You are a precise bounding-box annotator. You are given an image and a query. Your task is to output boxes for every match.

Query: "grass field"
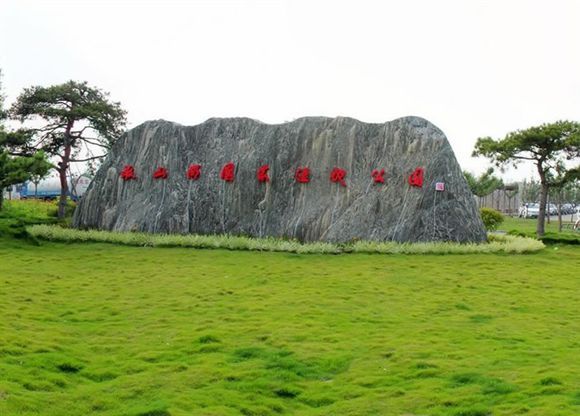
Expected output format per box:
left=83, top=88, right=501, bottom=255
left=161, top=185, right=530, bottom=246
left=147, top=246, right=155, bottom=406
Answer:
left=0, top=201, right=579, bottom=415
left=500, top=216, right=577, bottom=235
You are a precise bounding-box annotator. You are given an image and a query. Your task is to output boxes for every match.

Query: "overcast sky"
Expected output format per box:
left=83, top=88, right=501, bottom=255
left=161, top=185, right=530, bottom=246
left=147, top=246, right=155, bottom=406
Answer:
left=1, top=0, right=579, bottom=180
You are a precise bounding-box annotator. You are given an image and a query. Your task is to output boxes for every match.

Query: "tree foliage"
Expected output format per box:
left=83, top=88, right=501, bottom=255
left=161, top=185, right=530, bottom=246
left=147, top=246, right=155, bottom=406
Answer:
left=473, top=121, right=580, bottom=236
left=521, top=178, right=541, bottom=203
left=0, top=147, right=32, bottom=210
left=27, top=151, right=53, bottom=197
left=559, top=179, right=580, bottom=205
left=464, top=168, right=504, bottom=198
left=0, top=70, right=51, bottom=210
left=10, top=81, right=127, bottom=218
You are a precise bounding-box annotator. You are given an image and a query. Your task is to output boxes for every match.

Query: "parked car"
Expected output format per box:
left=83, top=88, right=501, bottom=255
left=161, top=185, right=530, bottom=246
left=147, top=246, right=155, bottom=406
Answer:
left=561, top=203, right=575, bottom=215
left=524, top=203, right=540, bottom=218
left=520, top=202, right=570, bottom=218
left=547, top=203, right=558, bottom=215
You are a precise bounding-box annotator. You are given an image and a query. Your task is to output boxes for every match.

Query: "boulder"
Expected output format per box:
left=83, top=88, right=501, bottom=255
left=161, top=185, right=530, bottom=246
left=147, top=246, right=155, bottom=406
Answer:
left=72, top=116, right=487, bottom=243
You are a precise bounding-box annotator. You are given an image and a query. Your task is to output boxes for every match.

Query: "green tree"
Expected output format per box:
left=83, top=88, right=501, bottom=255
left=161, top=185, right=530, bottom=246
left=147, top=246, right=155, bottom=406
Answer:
left=560, top=175, right=580, bottom=205
left=0, top=131, right=45, bottom=211
left=463, top=168, right=504, bottom=207
left=0, top=71, right=47, bottom=210
left=548, top=165, right=580, bottom=229
left=0, top=145, right=32, bottom=211
left=28, top=151, right=53, bottom=198
left=521, top=178, right=541, bottom=203
left=10, top=81, right=127, bottom=218
left=473, top=121, right=580, bottom=237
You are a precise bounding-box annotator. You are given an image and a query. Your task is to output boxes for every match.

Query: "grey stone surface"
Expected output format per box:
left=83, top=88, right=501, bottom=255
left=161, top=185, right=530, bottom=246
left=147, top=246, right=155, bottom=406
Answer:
left=72, top=116, right=487, bottom=243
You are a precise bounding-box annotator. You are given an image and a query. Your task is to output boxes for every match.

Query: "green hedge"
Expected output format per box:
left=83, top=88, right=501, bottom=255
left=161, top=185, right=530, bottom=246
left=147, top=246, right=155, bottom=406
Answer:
left=507, top=230, right=580, bottom=245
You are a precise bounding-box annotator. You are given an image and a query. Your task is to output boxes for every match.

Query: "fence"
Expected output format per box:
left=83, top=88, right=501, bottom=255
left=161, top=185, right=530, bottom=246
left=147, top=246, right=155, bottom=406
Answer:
left=477, top=187, right=521, bottom=216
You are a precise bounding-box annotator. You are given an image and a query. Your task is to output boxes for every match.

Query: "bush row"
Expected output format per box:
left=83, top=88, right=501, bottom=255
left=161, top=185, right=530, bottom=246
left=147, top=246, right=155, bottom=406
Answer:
left=27, top=225, right=545, bottom=254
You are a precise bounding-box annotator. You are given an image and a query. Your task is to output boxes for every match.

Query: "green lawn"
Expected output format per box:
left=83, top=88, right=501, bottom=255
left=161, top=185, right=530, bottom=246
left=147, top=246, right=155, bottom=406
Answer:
left=1, top=236, right=579, bottom=415
left=0, top=199, right=70, bottom=240
left=500, top=216, right=576, bottom=234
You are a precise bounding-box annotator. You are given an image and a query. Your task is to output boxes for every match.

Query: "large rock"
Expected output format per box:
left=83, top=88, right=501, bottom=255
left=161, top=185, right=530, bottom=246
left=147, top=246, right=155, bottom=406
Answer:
left=73, top=116, right=487, bottom=243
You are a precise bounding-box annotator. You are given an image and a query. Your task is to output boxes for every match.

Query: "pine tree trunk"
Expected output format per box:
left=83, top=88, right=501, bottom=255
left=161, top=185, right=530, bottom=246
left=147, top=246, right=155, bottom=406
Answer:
left=58, top=122, right=74, bottom=219
left=58, top=145, right=72, bottom=219
left=558, top=189, right=563, bottom=232
left=537, top=168, right=548, bottom=237
left=0, top=190, right=4, bottom=211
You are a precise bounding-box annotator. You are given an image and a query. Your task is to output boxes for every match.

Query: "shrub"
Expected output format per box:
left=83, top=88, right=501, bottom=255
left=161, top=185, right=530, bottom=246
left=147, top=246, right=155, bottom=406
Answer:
left=507, top=230, right=580, bottom=245
left=50, top=198, right=77, bottom=218
left=480, top=207, right=504, bottom=231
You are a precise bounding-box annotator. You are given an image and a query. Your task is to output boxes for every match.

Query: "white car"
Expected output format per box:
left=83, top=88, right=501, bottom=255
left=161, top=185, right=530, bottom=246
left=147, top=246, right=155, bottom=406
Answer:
left=524, top=203, right=540, bottom=218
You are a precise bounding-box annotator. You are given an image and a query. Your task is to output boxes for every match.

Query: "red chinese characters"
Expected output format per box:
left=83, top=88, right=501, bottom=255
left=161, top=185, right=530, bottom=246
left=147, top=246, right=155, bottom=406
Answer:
left=295, top=167, right=311, bottom=183
left=120, top=165, right=137, bottom=181
left=119, top=162, right=430, bottom=190
left=187, top=164, right=201, bottom=180
left=220, top=162, right=235, bottom=182
left=330, top=167, right=347, bottom=187
left=153, top=167, right=169, bottom=179
left=408, top=167, right=424, bottom=188
left=371, top=168, right=385, bottom=184
left=257, top=164, right=270, bottom=183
